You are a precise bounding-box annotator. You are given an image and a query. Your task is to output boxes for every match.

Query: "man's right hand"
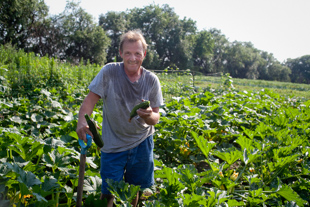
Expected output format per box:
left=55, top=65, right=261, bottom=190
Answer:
left=76, top=121, right=93, bottom=143
left=76, top=91, right=100, bottom=142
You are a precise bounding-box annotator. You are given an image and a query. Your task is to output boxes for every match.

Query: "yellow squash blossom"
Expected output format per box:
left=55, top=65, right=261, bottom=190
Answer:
left=219, top=171, right=224, bottom=177
left=230, top=170, right=239, bottom=181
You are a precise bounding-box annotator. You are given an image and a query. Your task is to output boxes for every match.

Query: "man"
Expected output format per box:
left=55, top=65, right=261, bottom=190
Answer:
left=76, top=30, right=163, bottom=206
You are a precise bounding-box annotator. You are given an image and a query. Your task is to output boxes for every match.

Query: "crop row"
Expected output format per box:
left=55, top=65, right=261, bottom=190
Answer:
left=0, top=71, right=310, bottom=206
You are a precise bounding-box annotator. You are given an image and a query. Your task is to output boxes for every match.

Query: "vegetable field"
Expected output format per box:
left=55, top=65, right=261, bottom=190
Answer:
left=0, top=48, right=310, bottom=206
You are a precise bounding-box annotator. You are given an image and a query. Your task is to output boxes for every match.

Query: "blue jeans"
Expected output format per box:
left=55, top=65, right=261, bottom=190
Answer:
left=100, top=135, right=154, bottom=194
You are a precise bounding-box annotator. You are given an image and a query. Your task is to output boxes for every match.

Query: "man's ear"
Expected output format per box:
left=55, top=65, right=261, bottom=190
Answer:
left=144, top=50, right=147, bottom=57
left=119, top=49, right=123, bottom=58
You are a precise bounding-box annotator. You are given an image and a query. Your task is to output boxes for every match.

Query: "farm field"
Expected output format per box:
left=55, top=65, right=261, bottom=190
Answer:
left=156, top=72, right=310, bottom=101
left=0, top=51, right=310, bottom=206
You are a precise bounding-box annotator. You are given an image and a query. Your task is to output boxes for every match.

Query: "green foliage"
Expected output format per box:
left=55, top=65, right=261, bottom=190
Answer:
left=2, top=1, right=309, bottom=82
left=0, top=44, right=101, bottom=99
left=107, top=179, right=140, bottom=206
left=286, top=55, right=310, bottom=84
left=0, top=0, right=48, bottom=48
left=152, top=74, right=309, bottom=206
left=0, top=51, right=309, bottom=206
left=126, top=4, right=198, bottom=69
left=99, top=11, right=129, bottom=63
left=60, top=2, right=111, bottom=65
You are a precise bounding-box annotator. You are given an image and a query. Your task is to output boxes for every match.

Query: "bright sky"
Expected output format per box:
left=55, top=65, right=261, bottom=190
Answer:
left=44, top=0, right=310, bottom=62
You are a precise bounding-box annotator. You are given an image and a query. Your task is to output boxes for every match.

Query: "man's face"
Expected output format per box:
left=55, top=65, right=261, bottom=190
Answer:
left=120, top=40, right=146, bottom=74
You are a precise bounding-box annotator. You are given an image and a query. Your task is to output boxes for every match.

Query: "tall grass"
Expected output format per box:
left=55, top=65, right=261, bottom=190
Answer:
left=156, top=71, right=310, bottom=100
left=193, top=75, right=310, bottom=100
left=0, top=44, right=101, bottom=97
left=1, top=44, right=309, bottom=100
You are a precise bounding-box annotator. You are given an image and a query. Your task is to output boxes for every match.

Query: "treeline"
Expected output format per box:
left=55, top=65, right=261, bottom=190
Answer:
left=1, top=0, right=309, bottom=83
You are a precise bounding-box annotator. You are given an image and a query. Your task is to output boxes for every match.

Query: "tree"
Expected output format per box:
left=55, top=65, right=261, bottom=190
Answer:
left=0, top=0, right=48, bottom=49
left=207, top=29, right=230, bottom=74
left=256, top=51, right=291, bottom=82
left=99, top=11, right=128, bottom=63
left=127, top=4, right=197, bottom=69
left=225, top=41, right=262, bottom=79
left=192, top=30, right=214, bottom=73
left=28, top=15, right=64, bottom=58
left=268, top=63, right=291, bottom=82
left=286, top=55, right=310, bottom=84
left=257, top=51, right=276, bottom=80
left=57, top=2, right=110, bottom=64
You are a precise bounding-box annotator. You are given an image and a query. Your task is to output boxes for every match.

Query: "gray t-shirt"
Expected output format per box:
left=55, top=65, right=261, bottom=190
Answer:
left=88, top=62, right=164, bottom=153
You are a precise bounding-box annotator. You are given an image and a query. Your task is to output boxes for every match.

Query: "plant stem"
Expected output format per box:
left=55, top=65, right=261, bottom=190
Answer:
left=234, top=190, right=273, bottom=194
left=234, top=164, right=246, bottom=184
left=56, top=190, right=60, bottom=207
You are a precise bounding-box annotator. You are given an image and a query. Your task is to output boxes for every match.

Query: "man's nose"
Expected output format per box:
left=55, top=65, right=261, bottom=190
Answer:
left=128, top=54, right=135, bottom=61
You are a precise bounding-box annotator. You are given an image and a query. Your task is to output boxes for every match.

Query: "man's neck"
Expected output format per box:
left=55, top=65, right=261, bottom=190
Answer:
left=125, top=67, right=142, bottom=83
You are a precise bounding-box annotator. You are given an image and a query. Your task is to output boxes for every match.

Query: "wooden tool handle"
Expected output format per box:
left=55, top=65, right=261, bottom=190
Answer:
left=76, top=153, right=86, bottom=207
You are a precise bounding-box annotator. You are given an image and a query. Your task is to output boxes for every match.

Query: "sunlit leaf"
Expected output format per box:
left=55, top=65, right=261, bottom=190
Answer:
left=31, top=113, right=43, bottom=122
left=276, top=185, right=308, bottom=207
left=212, top=150, right=242, bottom=165
left=84, top=175, right=101, bottom=192
left=192, top=131, right=216, bottom=159
left=107, top=179, right=140, bottom=204
left=10, top=116, right=23, bottom=124
left=41, top=177, right=60, bottom=191
left=17, top=170, right=42, bottom=187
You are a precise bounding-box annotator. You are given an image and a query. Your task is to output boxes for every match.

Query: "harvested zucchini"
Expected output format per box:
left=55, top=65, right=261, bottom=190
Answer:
left=129, top=100, right=150, bottom=122
left=84, top=114, right=104, bottom=148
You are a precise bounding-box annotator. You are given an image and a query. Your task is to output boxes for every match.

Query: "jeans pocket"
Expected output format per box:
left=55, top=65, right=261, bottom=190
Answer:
left=148, top=135, right=154, bottom=149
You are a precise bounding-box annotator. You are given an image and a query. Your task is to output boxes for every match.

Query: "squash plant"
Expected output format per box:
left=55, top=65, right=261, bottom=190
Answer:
left=0, top=70, right=309, bottom=206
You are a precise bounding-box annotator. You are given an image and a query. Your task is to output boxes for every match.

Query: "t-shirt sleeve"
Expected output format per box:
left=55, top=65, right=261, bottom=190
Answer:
left=150, top=74, right=164, bottom=108
left=88, top=65, right=110, bottom=99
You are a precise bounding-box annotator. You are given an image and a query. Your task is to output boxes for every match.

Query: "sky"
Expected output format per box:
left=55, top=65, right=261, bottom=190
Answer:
left=44, top=0, right=310, bottom=62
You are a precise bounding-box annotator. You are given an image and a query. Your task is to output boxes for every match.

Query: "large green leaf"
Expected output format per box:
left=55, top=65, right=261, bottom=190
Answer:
left=235, top=135, right=254, bottom=152
left=107, top=179, right=140, bottom=204
left=17, top=170, right=42, bottom=187
left=176, top=164, right=208, bottom=193
left=192, top=131, right=216, bottom=159
left=41, top=177, right=60, bottom=192
left=276, top=185, right=308, bottom=207
left=31, top=113, right=44, bottom=122
left=83, top=175, right=102, bottom=192
left=212, top=150, right=242, bottom=166
left=42, top=149, right=72, bottom=170
left=182, top=193, right=207, bottom=206
left=243, top=148, right=260, bottom=165
left=10, top=116, right=23, bottom=124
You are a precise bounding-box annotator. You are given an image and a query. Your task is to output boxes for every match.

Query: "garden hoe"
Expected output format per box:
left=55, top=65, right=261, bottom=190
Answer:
left=76, top=134, right=92, bottom=207
left=77, top=115, right=104, bottom=206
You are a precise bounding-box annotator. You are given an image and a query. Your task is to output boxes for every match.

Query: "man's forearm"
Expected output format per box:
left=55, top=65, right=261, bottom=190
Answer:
left=144, top=111, right=160, bottom=125
left=138, top=106, right=160, bottom=125
left=76, top=92, right=100, bottom=141
left=78, top=92, right=100, bottom=119
left=78, top=101, right=94, bottom=121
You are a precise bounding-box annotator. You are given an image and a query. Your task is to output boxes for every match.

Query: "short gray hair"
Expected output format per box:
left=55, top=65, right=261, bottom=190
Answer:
left=119, top=30, right=148, bottom=52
